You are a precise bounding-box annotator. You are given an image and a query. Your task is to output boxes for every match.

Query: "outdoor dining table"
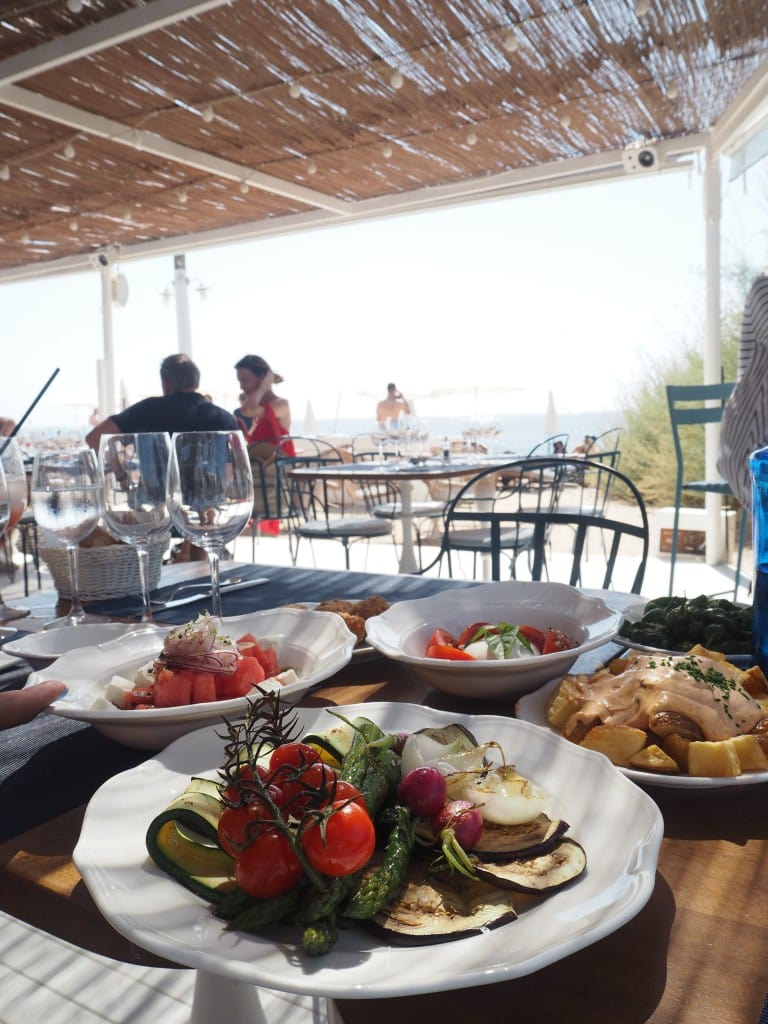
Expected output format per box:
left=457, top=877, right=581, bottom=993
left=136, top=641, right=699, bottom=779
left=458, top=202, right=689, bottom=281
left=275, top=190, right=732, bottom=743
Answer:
left=0, top=561, right=767, bottom=1024
left=287, top=456, right=513, bottom=574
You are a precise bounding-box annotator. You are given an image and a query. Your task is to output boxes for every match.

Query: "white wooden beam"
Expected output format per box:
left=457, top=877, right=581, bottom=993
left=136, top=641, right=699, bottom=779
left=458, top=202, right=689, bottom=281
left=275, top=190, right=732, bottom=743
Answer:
left=0, top=83, right=350, bottom=214
left=0, top=0, right=230, bottom=86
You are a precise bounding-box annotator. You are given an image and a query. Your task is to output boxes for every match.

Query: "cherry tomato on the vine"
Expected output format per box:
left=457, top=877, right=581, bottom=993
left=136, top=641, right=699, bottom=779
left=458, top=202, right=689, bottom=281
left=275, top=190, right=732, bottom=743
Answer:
left=234, top=827, right=303, bottom=899
left=220, top=763, right=270, bottom=805
left=217, top=800, right=274, bottom=857
left=300, top=799, right=376, bottom=877
left=269, top=742, right=320, bottom=778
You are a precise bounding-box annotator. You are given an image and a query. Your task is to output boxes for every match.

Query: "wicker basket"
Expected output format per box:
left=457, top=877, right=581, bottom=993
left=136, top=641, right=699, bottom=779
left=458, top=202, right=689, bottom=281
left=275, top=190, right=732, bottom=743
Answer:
left=40, top=539, right=168, bottom=602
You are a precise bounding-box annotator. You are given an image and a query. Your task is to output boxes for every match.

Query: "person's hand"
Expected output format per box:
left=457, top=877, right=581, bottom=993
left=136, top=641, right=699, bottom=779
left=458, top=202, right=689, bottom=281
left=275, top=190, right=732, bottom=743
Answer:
left=0, top=680, right=66, bottom=730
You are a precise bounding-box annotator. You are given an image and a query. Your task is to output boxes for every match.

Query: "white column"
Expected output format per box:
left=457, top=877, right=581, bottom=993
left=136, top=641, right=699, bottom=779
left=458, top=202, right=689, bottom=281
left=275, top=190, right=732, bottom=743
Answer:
left=703, top=140, right=724, bottom=564
left=173, top=253, right=192, bottom=356
left=100, top=261, right=116, bottom=416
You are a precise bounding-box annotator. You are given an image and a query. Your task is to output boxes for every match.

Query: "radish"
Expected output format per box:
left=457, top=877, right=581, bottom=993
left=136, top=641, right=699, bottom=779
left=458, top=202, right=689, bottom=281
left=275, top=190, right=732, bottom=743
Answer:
left=398, top=767, right=447, bottom=817
left=431, top=799, right=484, bottom=879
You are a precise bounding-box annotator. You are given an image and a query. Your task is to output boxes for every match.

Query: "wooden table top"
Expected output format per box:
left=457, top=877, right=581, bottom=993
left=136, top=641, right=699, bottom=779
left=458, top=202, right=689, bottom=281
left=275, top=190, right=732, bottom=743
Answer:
left=2, top=574, right=767, bottom=1024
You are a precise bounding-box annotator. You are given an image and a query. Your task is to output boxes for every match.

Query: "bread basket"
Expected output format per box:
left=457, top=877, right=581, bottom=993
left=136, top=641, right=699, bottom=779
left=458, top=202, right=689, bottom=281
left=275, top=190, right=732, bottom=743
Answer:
left=40, top=538, right=168, bottom=602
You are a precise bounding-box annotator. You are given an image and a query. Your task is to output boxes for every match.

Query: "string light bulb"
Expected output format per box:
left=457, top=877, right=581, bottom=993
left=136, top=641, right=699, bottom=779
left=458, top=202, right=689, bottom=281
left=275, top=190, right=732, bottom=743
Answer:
left=69, top=218, right=79, bottom=232
left=466, top=128, right=478, bottom=146
left=635, top=0, right=650, bottom=15
left=178, top=188, right=188, bottom=204
left=0, top=164, right=10, bottom=181
left=21, top=232, right=30, bottom=244
left=306, top=159, right=317, bottom=175
left=503, top=30, right=519, bottom=52
left=289, top=82, right=302, bottom=99
left=667, top=81, right=679, bottom=99
left=66, top=0, right=84, bottom=12
left=201, top=104, right=214, bottom=123
left=63, top=141, right=75, bottom=159
left=382, top=142, right=393, bottom=158
left=560, top=112, right=572, bottom=129
left=390, top=70, right=404, bottom=89
left=132, top=129, right=143, bottom=151
left=240, top=180, right=250, bottom=194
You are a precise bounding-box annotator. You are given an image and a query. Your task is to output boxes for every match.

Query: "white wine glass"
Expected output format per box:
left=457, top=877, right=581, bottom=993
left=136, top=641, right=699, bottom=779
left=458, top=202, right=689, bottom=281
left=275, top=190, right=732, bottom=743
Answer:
left=31, top=447, right=105, bottom=627
left=167, top=431, right=253, bottom=620
left=100, top=432, right=172, bottom=627
left=0, top=461, right=9, bottom=571
left=0, top=438, right=31, bottom=621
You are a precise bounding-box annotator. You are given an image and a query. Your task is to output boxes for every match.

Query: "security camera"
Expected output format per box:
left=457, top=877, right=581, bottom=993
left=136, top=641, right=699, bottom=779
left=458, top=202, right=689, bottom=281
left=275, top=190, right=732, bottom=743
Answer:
left=622, top=142, right=659, bottom=174
left=88, top=251, right=111, bottom=269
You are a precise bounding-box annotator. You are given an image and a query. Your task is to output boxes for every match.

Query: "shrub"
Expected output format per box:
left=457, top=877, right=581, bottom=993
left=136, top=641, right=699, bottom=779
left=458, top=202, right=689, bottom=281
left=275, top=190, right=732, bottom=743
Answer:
left=619, top=308, right=741, bottom=507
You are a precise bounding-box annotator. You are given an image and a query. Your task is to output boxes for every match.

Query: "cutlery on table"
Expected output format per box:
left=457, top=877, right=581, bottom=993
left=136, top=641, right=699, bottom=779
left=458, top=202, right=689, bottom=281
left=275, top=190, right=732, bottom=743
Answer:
left=151, top=577, right=269, bottom=610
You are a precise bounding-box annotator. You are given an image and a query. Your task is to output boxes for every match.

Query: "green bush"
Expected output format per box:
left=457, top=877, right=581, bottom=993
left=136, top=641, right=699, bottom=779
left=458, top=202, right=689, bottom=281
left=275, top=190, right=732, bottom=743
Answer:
left=619, top=309, right=741, bottom=507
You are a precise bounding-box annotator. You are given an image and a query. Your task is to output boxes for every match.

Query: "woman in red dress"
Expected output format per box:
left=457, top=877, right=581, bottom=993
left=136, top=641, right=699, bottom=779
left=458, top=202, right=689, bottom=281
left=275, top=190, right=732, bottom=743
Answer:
left=234, top=355, right=295, bottom=533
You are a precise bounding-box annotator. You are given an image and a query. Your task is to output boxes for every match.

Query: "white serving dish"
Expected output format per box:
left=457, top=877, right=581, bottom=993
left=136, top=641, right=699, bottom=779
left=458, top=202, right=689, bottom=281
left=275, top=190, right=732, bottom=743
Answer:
left=74, top=701, right=662, bottom=997
left=4, top=622, right=139, bottom=665
left=516, top=676, right=768, bottom=789
left=365, top=581, right=622, bottom=699
left=24, top=608, right=356, bottom=750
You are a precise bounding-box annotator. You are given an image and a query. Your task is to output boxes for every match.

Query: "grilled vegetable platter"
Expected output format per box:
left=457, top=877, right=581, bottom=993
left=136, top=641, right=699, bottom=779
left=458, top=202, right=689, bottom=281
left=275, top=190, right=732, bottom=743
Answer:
left=145, top=691, right=586, bottom=956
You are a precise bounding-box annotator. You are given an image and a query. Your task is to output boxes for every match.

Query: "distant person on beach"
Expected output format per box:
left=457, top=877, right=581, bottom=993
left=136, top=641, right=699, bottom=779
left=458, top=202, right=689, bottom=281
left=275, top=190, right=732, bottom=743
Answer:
left=376, top=382, right=410, bottom=424
left=85, top=354, right=236, bottom=451
left=0, top=416, right=15, bottom=437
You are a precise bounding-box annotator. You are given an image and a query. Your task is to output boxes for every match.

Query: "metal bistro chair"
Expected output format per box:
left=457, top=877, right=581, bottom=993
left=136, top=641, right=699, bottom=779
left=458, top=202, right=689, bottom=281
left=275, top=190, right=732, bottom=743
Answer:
left=275, top=436, right=393, bottom=570
left=423, top=457, right=649, bottom=592
left=421, top=457, right=565, bottom=582
left=666, top=383, right=748, bottom=599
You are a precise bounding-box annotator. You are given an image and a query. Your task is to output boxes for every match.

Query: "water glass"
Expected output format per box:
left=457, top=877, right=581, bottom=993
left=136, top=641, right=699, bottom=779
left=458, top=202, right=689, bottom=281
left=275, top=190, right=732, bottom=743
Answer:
left=100, top=432, right=171, bottom=626
left=31, top=447, right=105, bottom=626
left=167, top=431, right=253, bottom=619
left=0, top=439, right=30, bottom=621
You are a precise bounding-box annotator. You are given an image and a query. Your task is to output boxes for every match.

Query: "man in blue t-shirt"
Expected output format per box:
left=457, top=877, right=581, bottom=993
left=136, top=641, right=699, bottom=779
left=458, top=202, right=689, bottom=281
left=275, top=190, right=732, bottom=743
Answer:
left=86, top=354, right=236, bottom=451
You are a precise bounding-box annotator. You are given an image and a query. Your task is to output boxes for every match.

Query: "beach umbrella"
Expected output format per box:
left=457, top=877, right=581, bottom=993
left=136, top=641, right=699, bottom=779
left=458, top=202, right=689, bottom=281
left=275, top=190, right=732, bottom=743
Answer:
left=303, top=400, right=318, bottom=435
left=546, top=391, right=558, bottom=435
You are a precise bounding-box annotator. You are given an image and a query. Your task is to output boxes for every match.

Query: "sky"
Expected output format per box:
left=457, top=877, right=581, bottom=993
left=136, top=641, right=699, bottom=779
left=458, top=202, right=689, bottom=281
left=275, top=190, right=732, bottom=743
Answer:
left=1, top=156, right=766, bottom=435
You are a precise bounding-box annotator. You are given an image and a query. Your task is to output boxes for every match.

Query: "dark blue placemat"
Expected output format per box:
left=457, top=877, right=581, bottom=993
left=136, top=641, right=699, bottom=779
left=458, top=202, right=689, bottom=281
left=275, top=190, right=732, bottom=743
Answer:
left=85, top=564, right=480, bottom=624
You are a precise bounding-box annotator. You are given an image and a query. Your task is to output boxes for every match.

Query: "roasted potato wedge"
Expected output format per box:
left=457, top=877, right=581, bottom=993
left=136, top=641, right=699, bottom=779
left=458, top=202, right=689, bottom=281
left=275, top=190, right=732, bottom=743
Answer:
left=578, top=725, right=647, bottom=767
left=730, top=734, right=768, bottom=771
left=687, top=739, right=742, bottom=778
left=628, top=744, right=680, bottom=773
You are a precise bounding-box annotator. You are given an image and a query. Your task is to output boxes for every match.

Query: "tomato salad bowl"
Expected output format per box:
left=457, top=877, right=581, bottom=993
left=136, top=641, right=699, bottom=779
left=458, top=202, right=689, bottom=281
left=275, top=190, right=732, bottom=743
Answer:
left=364, top=581, right=623, bottom=700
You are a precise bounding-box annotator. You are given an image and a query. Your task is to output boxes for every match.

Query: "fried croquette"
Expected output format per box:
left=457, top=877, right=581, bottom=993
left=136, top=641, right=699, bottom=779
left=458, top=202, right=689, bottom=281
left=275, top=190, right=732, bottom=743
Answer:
left=337, top=612, right=367, bottom=643
left=351, top=595, right=390, bottom=620
left=316, top=599, right=355, bottom=614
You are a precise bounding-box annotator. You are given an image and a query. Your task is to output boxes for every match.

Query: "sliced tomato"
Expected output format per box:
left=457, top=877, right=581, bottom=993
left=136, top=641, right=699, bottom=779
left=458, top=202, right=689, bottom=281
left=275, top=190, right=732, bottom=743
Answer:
left=427, top=627, right=457, bottom=649
left=426, top=643, right=476, bottom=661
left=457, top=621, right=493, bottom=647
left=518, top=624, right=546, bottom=649
left=542, top=627, right=574, bottom=654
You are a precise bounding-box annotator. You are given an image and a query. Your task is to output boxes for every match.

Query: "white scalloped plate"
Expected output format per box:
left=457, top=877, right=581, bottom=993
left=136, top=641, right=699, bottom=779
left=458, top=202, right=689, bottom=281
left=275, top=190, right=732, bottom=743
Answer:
left=74, top=701, right=662, bottom=996
left=23, top=608, right=355, bottom=749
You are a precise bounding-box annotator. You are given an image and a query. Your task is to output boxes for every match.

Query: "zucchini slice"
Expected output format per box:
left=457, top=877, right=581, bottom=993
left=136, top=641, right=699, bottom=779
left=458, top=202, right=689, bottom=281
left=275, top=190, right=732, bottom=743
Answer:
left=145, top=782, right=235, bottom=902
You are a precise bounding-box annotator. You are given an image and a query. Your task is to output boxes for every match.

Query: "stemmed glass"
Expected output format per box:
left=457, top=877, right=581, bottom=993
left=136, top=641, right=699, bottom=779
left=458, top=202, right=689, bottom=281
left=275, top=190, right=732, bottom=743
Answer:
left=371, top=425, right=388, bottom=465
left=30, top=447, right=105, bottom=627
left=0, top=461, right=9, bottom=576
left=100, top=432, right=172, bottom=627
left=0, top=439, right=32, bottom=621
left=167, top=431, right=253, bottom=620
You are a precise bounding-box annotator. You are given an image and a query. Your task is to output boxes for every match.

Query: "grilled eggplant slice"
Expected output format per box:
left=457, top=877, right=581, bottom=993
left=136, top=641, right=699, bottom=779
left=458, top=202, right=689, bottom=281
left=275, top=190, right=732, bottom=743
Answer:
left=473, top=839, right=587, bottom=893
left=370, top=860, right=517, bottom=944
left=472, top=813, right=569, bottom=859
